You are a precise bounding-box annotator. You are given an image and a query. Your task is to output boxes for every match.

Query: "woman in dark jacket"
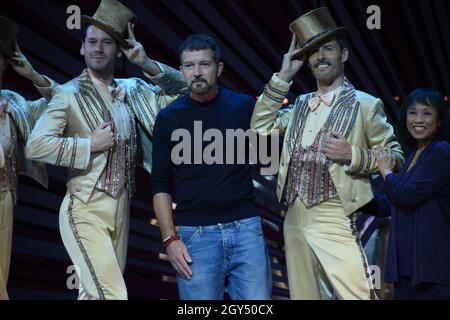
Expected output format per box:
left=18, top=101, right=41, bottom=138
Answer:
left=371, top=88, right=450, bottom=300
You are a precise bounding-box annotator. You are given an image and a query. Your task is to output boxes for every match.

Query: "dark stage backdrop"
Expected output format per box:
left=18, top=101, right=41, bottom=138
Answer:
left=1, top=0, right=448, bottom=299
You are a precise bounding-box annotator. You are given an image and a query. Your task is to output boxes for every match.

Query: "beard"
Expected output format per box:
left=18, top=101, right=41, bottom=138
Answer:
left=188, top=79, right=215, bottom=96
left=310, top=60, right=343, bottom=82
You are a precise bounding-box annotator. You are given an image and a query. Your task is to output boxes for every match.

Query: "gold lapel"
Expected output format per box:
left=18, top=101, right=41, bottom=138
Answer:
left=287, top=78, right=359, bottom=155
left=286, top=92, right=314, bottom=155
left=75, top=69, right=111, bottom=132
left=118, top=78, right=157, bottom=133
left=324, top=78, right=359, bottom=138
left=4, top=93, right=34, bottom=142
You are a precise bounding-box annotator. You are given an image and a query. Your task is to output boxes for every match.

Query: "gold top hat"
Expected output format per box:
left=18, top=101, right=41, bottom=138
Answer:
left=289, top=7, right=348, bottom=59
left=81, top=0, right=137, bottom=48
left=0, top=16, right=19, bottom=58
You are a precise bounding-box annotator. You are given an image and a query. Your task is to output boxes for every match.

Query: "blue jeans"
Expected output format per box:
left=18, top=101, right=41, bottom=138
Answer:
left=177, top=216, right=272, bottom=300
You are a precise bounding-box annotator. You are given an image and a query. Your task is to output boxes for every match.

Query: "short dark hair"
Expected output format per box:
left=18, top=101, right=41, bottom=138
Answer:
left=336, top=39, right=348, bottom=52
left=179, top=33, right=221, bottom=64
left=81, top=26, right=89, bottom=42
left=397, top=88, right=450, bottom=149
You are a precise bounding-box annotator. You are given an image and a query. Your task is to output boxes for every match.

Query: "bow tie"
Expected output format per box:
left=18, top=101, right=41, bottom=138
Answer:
left=307, top=91, right=335, bottom=112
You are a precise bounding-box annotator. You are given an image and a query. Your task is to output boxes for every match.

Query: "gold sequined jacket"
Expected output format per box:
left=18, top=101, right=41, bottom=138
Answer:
left=251, top=74, right=405, bottom=215
left=25, top=62, right=187, bottom=203
left=0, top=77, right=57, bottom=197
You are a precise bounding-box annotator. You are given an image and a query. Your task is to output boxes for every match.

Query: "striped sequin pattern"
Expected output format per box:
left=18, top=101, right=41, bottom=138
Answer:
left=284, top=79, right=360, bottom=208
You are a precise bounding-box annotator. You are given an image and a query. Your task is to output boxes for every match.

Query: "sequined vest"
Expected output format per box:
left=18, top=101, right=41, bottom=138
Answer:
left=74, top=70, right=137, bottom=199
left=0, top=118, right=17, bottom=202
left=0, top=93, right=36, bottom=203
left=284, top=79, right=360, bottom=208
left=95, top=104, right=136, bottom=199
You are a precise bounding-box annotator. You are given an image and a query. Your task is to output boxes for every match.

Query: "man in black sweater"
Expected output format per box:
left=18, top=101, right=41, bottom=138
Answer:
left=152, top=34, right=272, bottom=300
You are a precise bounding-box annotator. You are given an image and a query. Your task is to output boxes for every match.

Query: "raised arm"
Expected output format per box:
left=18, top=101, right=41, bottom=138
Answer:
left=251, top=35, right=304, bottom=135
left=121, top=23, right=186, bottom=96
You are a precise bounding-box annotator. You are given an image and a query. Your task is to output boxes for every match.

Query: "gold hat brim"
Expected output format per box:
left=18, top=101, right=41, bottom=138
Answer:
left=292, top=26, right=348, bottom=60
left=81, top=16, right=130, bottom=49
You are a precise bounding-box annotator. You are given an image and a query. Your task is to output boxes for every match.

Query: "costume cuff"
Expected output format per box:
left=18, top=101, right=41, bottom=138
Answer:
left=350, top=145, right=362, bottom=173
left=272, top=73, right=293, bottom=87
left=143, top=61, right=186, bottom=93
left=34, top=75, right=57, bottom=101
left=58, top=137, right=91, bottom=170
left=262, top=74, right=292, bottom=104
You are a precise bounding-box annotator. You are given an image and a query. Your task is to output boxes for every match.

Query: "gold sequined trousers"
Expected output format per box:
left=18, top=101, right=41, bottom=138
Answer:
left=59, top=189, right=129, bottom=300
left=284, top=197, right=377, bottom=300
left=0, top=191, right=13, bottom=300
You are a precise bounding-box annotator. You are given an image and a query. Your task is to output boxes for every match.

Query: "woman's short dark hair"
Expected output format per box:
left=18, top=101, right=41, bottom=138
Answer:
left=398, top=88, right=450, bottom=148
left=179, top=33, right=221, bottom=65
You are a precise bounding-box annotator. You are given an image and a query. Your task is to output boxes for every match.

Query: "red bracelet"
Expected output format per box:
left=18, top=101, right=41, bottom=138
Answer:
left=162, top=234, right=180, bottom=248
